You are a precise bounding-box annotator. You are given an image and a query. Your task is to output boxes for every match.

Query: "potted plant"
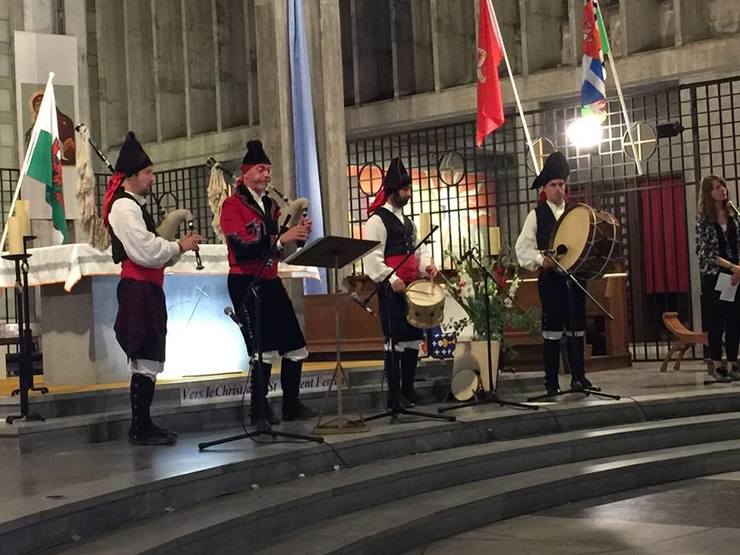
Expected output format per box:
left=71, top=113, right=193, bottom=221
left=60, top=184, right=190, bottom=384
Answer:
left=443, top=242, right=540, bottom=392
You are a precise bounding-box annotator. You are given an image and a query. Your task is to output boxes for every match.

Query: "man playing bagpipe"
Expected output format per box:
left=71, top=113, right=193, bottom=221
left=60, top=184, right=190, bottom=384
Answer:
left=103, top=132, right=202, bottom=445
left=220, top=140, right=316, bottom=429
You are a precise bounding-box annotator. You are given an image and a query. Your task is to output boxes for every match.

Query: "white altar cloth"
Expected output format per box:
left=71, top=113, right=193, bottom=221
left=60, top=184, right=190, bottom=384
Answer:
left=0, top=243, right=320, bottom=291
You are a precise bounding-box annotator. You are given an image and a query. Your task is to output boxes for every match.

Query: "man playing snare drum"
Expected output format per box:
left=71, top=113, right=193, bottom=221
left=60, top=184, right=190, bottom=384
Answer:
left=515, top=152, right=600, bottom=396
left=364, top=158, right=438, bottom=413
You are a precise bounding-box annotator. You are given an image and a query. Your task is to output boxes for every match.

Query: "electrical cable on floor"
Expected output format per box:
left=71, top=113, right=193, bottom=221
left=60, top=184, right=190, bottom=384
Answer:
left=625, top=395, right=649, bottom=422
left=234, top=363, right=350, bottom=469
left=538, top=404, right=564, bottom=433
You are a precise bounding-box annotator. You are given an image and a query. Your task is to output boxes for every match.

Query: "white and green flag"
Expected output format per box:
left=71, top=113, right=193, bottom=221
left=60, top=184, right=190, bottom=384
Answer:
left=22, top=72, right=68, bottom=243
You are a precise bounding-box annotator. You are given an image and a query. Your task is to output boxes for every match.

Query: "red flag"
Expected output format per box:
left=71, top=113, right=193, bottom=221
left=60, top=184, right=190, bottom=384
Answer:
left=476, top=0, right=505, bottom=146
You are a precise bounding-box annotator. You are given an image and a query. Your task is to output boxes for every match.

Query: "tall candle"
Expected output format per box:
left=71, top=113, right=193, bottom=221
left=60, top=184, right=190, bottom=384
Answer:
left=489, top=226, right=501, bottom=256
left=7, top=216, right=23, bottom=255
left=15, top=200, right=30, bottom=237
left=418, top=213, right=431, bottom=238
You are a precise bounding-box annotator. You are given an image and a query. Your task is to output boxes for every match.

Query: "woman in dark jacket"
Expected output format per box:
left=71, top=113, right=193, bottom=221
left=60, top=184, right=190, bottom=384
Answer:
left=696, top=175, right=740, bottom=381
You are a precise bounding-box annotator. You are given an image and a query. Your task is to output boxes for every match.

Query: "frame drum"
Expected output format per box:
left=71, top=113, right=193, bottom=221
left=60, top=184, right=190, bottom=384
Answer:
left=450, top=368, right=480, bottom=401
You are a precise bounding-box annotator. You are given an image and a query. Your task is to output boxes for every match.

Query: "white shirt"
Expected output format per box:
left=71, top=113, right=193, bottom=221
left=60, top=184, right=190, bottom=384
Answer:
left=515, top=200, right=566, bottom=271
left=108, top=190, right=181, bottom=268
left=245, top=185, right=284, bottom=250
left=364, top=202, right=433, bottom=284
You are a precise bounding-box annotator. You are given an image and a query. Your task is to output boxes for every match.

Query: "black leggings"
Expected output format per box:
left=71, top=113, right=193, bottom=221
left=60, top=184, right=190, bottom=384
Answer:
left=702, top=273, right=740, bottom=363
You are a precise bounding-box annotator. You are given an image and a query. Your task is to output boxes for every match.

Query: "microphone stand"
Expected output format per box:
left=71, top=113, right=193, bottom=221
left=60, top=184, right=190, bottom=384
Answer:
left=353, top=226, right=455, bottom=423
left=526, top=254, right=621, bottom=402
left=437, top=251, right=539, bottom=414
left=199, top=206, right=324, bottom=450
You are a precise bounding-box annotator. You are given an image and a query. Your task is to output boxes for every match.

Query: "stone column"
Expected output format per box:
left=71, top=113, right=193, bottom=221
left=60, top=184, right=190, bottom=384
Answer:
left=254, top=0, right=293, bottom=194
left=304, top=0, right=350, bottom=288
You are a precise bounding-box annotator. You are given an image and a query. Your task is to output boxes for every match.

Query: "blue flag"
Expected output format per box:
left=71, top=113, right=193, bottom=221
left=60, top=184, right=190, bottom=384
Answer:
left=288, top=0, right=327, bottom=294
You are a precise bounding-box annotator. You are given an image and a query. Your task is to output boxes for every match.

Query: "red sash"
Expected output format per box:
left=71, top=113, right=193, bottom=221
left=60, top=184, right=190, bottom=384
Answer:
left=121, top=259, right=165, bottom=287
left=385, top=254, right=419, bottom=284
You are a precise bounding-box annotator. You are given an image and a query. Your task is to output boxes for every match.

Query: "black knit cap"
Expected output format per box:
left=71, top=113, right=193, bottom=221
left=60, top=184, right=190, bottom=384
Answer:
left=114, top=132, right=153, bottom=176
left=531, top=151, right=570, bottom=190
left=242, top=140, right=271, bottom=166
left=383, top=157, right=412, bottom=193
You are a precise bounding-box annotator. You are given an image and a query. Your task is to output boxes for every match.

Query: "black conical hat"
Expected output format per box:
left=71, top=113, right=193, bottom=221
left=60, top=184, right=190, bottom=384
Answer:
left=383, top=158, right=412, bottom=193
left=242, top=140, right=271, bottom=166
left=114, top=132, right=152, bottom=176
left=531, top=151, right=570, bottom=190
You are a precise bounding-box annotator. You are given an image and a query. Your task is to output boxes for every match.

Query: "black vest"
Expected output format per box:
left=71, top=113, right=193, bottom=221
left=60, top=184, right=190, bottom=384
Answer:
left=715, top=218, right=739, bottom=265
left=535, top=202, right=561, bottom=250
left=110, top=188, right=159, bottom=264
left=374, top=207, right=415, bottom=256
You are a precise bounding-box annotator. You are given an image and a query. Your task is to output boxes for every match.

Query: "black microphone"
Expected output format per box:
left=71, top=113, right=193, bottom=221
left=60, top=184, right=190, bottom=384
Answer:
left=460, top=247, right=475, bottom=261
left=542, top=244, right=568, bottom=257
left=224, top=306, right=242, bottom=328
left=350, top=292, right=374, bottom=315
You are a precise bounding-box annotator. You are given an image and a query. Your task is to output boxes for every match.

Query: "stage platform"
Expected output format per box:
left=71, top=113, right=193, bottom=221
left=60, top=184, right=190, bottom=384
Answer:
left=3, top=361, right=740, bottom=554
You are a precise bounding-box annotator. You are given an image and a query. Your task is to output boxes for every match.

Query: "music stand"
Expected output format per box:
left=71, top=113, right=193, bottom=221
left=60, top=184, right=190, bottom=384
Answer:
left=284, top=235, right=380, bottom=434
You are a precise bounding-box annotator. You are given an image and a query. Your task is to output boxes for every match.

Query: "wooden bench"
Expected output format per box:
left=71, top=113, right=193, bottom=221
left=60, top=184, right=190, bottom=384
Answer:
left=660, top=312, right=707, bottom=372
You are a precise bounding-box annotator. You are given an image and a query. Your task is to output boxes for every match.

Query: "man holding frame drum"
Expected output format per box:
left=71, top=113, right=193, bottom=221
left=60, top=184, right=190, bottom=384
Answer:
left=515, top=152, right=599, bottom=396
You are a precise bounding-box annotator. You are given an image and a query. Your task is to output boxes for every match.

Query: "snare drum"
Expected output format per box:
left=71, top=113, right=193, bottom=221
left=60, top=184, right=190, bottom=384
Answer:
left=550, top=203, right=619, bottom=280
left=405, top=280, right=445, bottom=329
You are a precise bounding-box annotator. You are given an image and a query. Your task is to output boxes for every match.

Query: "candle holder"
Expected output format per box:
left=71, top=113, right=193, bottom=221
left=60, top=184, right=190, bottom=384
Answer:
left=3, top=234, right=47, bottom=424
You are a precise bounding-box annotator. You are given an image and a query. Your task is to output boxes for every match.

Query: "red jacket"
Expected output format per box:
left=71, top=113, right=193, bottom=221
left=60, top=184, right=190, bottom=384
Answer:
left=220, top=184, right=281, bottom=279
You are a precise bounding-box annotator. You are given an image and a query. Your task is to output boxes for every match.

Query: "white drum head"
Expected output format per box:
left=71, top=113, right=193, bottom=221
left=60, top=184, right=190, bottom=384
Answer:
left=406, top=280, right=445, bottom=306
left=451, top=368, right=479, bottom=401
left=552, top=204, right=592, bottom=271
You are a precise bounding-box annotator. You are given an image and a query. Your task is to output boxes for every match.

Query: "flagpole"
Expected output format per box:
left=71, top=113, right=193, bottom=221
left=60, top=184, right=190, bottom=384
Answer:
left=592, top=0, right=642, bottom=176
left=0, top=73, right=55, bottom=252
left=486, top=0, right=540, bottom=174
left=605, top=51, right=642, bottom=175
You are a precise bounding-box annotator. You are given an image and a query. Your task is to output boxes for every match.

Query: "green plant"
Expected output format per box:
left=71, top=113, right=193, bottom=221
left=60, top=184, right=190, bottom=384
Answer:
left=443, top=241, right=540, bottom=354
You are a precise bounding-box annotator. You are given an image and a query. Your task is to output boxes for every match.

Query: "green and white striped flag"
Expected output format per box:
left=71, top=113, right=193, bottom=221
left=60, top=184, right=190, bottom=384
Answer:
left=23, top=73, right=68, bottom=243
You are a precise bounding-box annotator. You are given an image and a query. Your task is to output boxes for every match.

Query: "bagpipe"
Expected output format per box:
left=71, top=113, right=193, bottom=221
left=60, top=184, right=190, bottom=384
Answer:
left=205, top=156, right=310, bottom=244
left=75, top=124, right=203, bottom=269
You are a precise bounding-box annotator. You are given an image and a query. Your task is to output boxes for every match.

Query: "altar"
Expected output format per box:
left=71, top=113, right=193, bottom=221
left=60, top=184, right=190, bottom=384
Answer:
left=0, top=244, right=320, bottom=385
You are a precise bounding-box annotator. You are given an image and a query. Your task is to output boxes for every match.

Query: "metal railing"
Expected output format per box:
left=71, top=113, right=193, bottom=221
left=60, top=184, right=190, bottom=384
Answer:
left=346, top=75, right=740, bottom=361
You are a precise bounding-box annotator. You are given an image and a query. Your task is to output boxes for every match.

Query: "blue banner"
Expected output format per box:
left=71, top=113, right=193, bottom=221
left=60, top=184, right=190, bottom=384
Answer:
left=288, top=0, right=327, bottom=294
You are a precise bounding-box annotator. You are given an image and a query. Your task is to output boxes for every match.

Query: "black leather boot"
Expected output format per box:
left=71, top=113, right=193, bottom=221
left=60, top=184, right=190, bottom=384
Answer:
left=384, top=350, right=411, bottom=413
left=542, top=339, right=561, bottom=395
left=281, top=358, right=316, bottom=420
left=401, top=349, right=424, bottom=404
left=129, top=374, right=176, bottom=446
left=250, top=361, right=280, bottom=426
left=567, top=336, right=600, bottom=391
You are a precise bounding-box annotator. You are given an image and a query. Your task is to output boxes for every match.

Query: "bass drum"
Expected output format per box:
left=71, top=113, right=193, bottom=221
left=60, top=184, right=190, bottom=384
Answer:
left=550, top=203, right=619, bottom=280
left=450, top=368, right=480, bottom=401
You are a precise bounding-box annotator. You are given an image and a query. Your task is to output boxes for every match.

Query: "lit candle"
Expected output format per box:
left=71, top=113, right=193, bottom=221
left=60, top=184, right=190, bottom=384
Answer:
left=15, top=200, right=30, bottom=237
left=7, top=216, right=23, bottom=255
left=418, top=213, right=431, bottom=238
left=489, top=226, right=501, bottom=256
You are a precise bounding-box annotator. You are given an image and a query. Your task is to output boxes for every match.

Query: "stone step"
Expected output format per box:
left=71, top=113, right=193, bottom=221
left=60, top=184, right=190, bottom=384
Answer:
left=250, top=440, right=740, bottom=555
left=0, top=360, right=452, bottom=419
left=25, top=412, right=740, bottom=555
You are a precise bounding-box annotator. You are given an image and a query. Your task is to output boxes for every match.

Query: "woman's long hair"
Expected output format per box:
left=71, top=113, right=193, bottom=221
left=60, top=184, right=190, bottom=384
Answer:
left=699, top=175, right=728, bottom=223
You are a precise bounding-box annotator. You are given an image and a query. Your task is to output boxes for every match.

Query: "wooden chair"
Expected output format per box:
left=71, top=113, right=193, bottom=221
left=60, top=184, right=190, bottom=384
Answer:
left=660, top=312, right=708, bottom=372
